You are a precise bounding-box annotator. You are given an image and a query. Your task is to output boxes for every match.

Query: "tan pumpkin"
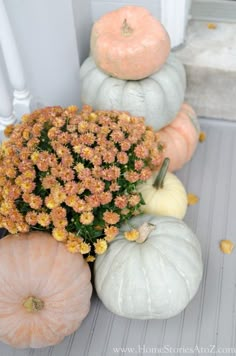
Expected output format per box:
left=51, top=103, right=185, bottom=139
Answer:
left=159, top=103, right=200, bottom=172
left=90, top=6, right=171, bottom=80
left=0, top=232, right=92, bottom=349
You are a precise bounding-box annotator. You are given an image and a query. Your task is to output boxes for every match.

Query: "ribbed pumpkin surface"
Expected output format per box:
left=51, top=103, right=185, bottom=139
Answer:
left=95, top=215, right=203, bottom=320
left=0, top=232, right=92, bottom=348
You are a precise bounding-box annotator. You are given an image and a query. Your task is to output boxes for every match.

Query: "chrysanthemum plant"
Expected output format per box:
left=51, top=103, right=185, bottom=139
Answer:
left=0, top=105, right=164, bottom=260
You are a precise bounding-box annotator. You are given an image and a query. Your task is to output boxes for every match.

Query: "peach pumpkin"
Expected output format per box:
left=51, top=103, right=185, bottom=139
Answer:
left=90, top=6, right=171, bottom=80
left=0, top=232, right=92, bottom=349
left=159, top=103, right=200, bottom=172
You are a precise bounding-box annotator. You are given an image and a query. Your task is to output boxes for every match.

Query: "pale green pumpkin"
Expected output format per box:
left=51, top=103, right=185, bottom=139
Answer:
left=80, top=53, right=186, bottom=131
left=94, top=214, right=203, bottom=320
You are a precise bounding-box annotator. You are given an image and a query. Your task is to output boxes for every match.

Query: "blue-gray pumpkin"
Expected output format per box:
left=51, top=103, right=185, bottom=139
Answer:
left=94, top=214, right=203, bottom=320
left=80, top=54, right=186, bottom=131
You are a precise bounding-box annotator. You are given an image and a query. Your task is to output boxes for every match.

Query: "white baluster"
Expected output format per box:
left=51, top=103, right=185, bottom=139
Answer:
left=0, top=0, right=32, bottom=119
left=0, top=62, right=16, bottom=136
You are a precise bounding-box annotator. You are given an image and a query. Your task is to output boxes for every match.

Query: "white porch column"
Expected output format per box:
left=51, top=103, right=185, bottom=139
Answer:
left=0, top=63, right=16, bottom=131
left=0, top=0, right=32, bottom=119
left=161, top=0, right=192, bottom=48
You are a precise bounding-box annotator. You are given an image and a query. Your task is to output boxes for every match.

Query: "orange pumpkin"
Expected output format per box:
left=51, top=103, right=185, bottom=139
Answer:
left=90, top=6, right=171, bottom=80
left=159, top=103, right=200, bottom=172
left=0, top=232, right=92, bottom=349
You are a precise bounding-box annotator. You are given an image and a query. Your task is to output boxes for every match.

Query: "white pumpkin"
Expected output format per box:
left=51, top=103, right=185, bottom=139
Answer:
left=80, top=54, right=186, bottom=130
left=94, top=214, right=203, bottom=320
left=138, top=158, right=188, bottom=219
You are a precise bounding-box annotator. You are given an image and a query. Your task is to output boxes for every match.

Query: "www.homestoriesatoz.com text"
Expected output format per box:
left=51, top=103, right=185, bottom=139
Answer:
left=112, top=344, right=236, bottom=354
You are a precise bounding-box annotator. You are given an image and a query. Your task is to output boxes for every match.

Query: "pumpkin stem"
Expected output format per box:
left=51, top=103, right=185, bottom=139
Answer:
left=136, top=222, right=156, bottom=244
left=23, top=296, right=44, bottom=312
left=153, top=158, right=170, bottom=190
left=121, top=19, right=133, bottom=36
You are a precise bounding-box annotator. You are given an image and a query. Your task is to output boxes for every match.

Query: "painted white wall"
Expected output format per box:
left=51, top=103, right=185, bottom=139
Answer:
left=72, top=0, right=92, bottom=64
left=91, top=0, right=161, bottom=21
left=3, top=0, right=89, bottom=108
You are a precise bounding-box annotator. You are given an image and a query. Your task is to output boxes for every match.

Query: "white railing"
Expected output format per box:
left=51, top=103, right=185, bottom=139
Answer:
left=0, top=0, right=193, bottom=136
left=0, top=0, right=32, bottom=133
left=0, top=62, right=16, bottom=130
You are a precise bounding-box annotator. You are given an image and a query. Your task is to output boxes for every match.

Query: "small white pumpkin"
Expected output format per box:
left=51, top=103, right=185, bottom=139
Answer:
left=138, top=158, right=188, bottom=219
left=94, top=214, right=203, bottom=320
left=80, top=53, right=186, bottom=130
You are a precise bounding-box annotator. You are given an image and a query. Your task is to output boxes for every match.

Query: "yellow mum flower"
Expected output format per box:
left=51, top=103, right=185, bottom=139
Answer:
left=21, top=113, right=30, bottom=123
left=94, top=239, right=107, bottom=255
left=45, top=195, right=58, bottom=209
left=31, top=151, right=39, bottom=163
left=80, top=212, right=94, bottom=225
left=79, top=242, right=91, bottom=255
left=51, top=186, right=66, bottom=205
left=74, top=163, right=85, bottom=173
left=199, top=131, right=206, bottom=142
left=0, top=176, right=7, bottom=186
left=88, top=112, right=97, bottom=121
left=37, top=212, right=51, bottom=227
left=23, top=129, right=31, bottom=140
left=220, top=240, right=234, bottom=254
left=21, top=180, right=35, bottom=193
left=52, top=228, right=68, bottom=241
left=0, top=201, right=12, bottom=215
left=3, top=219, right=18, bottom=234
left=66, top=240, right=80, bottom=254
left=23, top=170, right=36, bottom=180
left=86, top=255, right=96, bottom=263
left=16, top=222, right=30, bottom=233
left=4, top=124, right=15, bottom=137
left=67, top=105, right=78, bottom=113
left=187, top=193, right=199, bottom=206
left=124, top=229, right=139, bottom=241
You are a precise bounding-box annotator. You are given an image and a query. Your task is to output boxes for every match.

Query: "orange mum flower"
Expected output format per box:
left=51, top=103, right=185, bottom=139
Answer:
left=79, top=242, right=91, bottom=254
left=117, top=151, right=128, bottom=164
left=124, top=171, right=140, bottom=183
left=104, top=226, right=119, bottom=242
left=0, top=105, right=164, bottom=260
left=28, top=195, right=42, bottom=210
left=25, top=211, right=38, bottom=226
left=50, top=206, right=67, bottom=219
left=103, top=211, right=120, bottom=225
left=128, top=194, right=141, bottom=207
left=114, top=195, right=128, bottom=209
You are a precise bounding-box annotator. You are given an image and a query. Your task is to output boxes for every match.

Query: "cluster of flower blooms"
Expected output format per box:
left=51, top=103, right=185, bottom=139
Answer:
left=0, top=105, right=164, bottom=260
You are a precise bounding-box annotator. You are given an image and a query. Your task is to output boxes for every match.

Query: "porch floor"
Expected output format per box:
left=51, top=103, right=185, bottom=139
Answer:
left=1, top=117, right=236, bottom=356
